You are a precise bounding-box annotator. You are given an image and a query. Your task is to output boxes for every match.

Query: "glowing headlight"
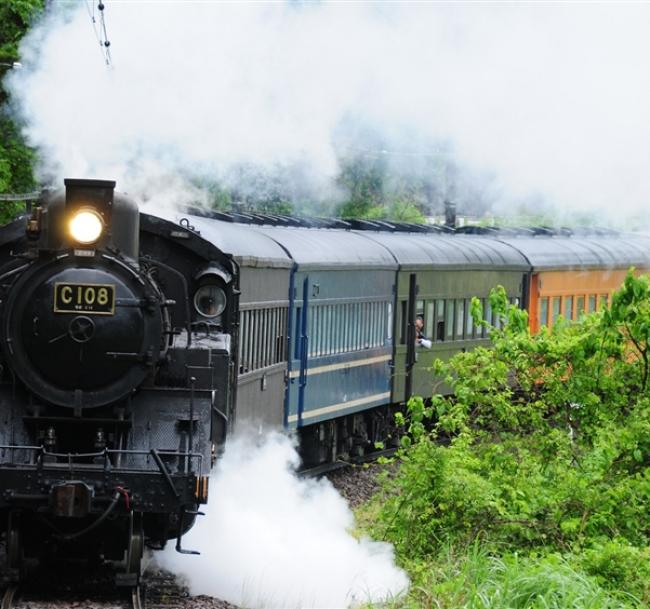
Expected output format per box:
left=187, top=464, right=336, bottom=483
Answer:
left=194, top=285, right=227, bottom=318
left=69, top=209, right=104, bottom=245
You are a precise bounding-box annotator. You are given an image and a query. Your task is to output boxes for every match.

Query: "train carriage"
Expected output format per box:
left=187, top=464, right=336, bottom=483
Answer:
left=182, top=215, right=293, bottom=429
left=358, top=233, right=530, bottom=403
left=251, top=226, right=398, bottom=464
left=496, top=234, right=650, bottom=332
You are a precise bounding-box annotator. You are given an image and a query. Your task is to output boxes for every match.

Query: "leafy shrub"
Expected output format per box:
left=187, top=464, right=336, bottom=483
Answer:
left=368, top=272, right=650, bottom=603
left=579, top=539, right=650, bottom=604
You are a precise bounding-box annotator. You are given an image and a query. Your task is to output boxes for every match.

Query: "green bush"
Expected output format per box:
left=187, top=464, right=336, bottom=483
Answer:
left=366, top=272, right=650, bottom=605
left=580, top=539, right=650, bottom=603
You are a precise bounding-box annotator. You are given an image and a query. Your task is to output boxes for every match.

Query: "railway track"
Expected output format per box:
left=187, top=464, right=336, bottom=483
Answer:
left=131, top=585, right=144, bottom=609
left=0, top=583, right=144, bottom=609
left=299, top=446, right=398, bottom=477
left=1, top=586, right=17, bottom=609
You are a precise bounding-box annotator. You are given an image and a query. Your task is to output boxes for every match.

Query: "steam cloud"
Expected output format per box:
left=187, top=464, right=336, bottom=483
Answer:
left=7, top=2, right=650, bottom=220
left=156, top=432, right=408, bottom=608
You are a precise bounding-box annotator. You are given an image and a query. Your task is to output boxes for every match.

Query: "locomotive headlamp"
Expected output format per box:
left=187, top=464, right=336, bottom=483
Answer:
left=194, top=285, right=227, bottom=318
left=69, top=208, right=104, bottom=245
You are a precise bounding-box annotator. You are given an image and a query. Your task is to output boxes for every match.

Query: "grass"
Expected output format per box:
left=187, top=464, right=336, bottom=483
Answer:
left=362, top=543, right=641, bottom=609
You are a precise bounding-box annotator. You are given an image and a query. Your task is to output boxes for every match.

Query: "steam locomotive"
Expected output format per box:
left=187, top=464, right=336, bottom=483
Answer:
left=0, top=179, right=238, bottom=585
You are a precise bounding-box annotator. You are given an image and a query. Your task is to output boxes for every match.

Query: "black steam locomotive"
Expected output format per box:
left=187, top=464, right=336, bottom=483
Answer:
left=0, top=179, right=238, bottom=585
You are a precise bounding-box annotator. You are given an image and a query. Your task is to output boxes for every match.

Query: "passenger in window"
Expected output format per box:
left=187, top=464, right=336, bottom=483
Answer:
left=415, top=315, right=432, bottom=349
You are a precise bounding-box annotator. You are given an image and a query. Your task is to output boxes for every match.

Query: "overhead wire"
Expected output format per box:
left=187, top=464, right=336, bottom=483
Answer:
left=97, top=2, right=112, bottom=66
left=85, top=0, right=112, bottom=67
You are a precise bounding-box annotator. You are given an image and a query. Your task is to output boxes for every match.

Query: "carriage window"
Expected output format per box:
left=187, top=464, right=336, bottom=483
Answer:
left=552, top=297, right=561, bottom=324
left=294, top=307, right=302, bottom=358
left=426, top=301, right=435, bottom=334
left=307, top=305, right=316, bottom=355
left=362, top=302, right=369, bottom=349
left=332, top=304, right=340, bottom=354
left=260, top=309, right=268, bottom=367
left=436, top=300, right=445, bottom=341
left=320, top=305, right=332, bottom=355
left=485, top=300, right=493, bottom=335
left=599, top=294, right=609, bottom=309
left=577, top=296, right=585, bottom=317
left=400, top=300, right=407, bottom=345
left=455, top=299, right=465, bottom=339
left=446, top=299, right=454, bottom=340
left=304, top=301, right=390, bottom=357
left=355, top=303, right=360, bottom=350
left=387, top=302, right=393, bottom=342
left=588, top=295, right=597, bottom=312
left=564, top=296, right=573, bottom=320
left=239, top=310, right=248, bottom=373
left=240, top=307, right=288, bottom=373
left=478, top=298, right=486, bottom=338
left=466, top=299, right=474, bottom=337
left=540, top=297, right=549, bottom=327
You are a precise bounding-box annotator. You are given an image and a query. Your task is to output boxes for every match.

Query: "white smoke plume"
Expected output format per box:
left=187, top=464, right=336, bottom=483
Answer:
left=6, top=2, right=650, bottom=222
left=156, top=432, right=408, bottom=609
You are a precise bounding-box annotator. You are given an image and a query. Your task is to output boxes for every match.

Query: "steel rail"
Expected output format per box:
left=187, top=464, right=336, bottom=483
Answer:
left=131, top=585, right=144, bottom=609
left=1, top=586, right=18, bottom=609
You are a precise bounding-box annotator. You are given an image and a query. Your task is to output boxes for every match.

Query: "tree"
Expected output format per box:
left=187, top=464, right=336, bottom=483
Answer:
left=0, top=0, right=44, bottom=224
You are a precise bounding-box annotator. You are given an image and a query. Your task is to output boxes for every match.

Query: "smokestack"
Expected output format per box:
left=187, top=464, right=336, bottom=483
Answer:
left=444, top=199, right=456, bottom=229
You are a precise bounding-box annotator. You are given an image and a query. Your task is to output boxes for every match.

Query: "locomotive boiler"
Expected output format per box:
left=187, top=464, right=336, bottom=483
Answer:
left=0, top=179, right=238, bottom=586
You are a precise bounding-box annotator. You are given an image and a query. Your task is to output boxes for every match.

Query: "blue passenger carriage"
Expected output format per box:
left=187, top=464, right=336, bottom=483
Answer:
left=254, top=226, right=398, bottom=463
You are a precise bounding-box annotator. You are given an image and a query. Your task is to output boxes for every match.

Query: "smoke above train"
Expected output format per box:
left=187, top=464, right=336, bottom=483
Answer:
left=6, top=2, right=650, bottom=225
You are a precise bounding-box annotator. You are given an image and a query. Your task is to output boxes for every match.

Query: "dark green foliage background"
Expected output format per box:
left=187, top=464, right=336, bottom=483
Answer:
left=0, top=0, right=43, bottom=224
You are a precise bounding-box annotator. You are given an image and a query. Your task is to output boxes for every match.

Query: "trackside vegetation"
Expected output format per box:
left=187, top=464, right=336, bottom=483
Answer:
left=0, top=0, right=43, bottom=224
left=360, top=271, right=650, bottom=609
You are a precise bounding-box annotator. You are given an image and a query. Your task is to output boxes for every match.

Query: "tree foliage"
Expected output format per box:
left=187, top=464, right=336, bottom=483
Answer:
left=336, top=157, right=427, bottom=222
left=0, top=0, right=43, bottom=224
left=369, top=271, right=650, bottom=606
left=0, top=0, right=44, bottom=100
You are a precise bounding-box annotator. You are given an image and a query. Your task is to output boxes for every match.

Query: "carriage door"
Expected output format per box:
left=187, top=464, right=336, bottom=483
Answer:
left=285, top=275, right=309, bottom=428
left=404, top=273, right=417, bottom=403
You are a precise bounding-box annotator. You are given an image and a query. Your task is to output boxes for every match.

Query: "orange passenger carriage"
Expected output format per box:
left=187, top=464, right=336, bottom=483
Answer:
left=496, top=233, right=650, bottom=332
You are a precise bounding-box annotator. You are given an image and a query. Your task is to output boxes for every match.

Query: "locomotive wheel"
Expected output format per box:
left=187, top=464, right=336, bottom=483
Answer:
left=6, top=512, right=23, bottom=581
left=125, top=512, right=144, bottom=580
